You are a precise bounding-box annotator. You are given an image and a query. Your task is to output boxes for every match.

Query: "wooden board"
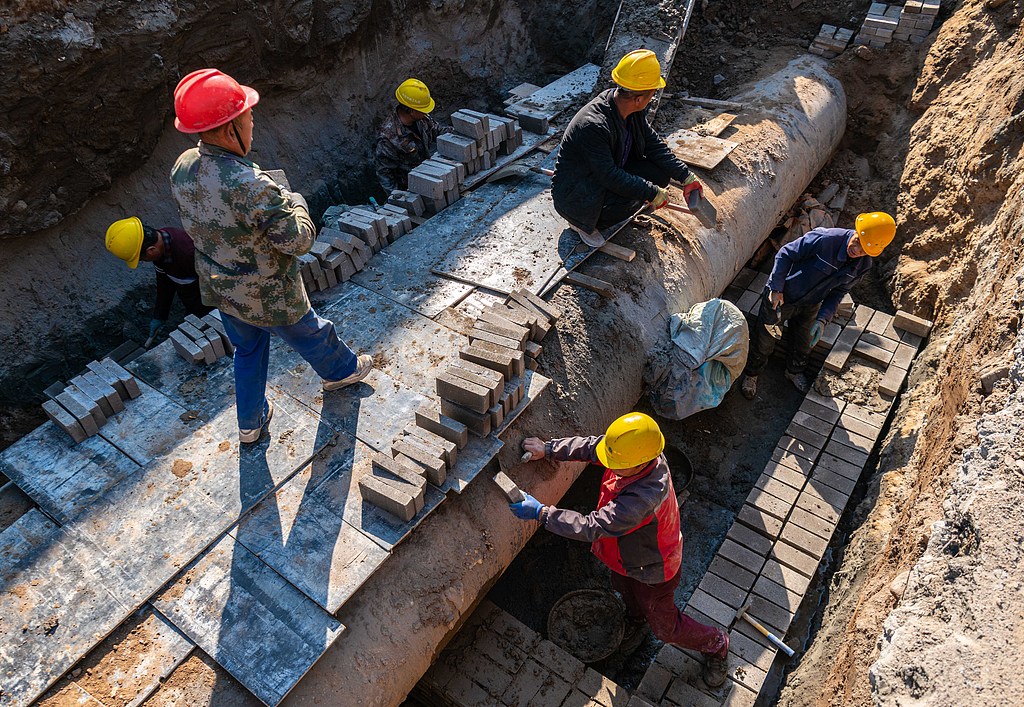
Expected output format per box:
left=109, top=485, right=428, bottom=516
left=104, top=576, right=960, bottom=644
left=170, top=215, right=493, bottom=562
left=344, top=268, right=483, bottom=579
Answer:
left=303, top=439, right=448, bottom=551
left=0, top=509, right=132, bottom=706
left=99, top=380, right=202, bottom=465
left=0, top=422, right=140, bottom=524
left=231, top=436, right=390, bottom=613
left=151, top=534, right=345, bottom=706
left=37, top=606, right=196, bottom=707
left=318, top=285, right=466, bottom=398
left=664, top=128, right=739, bottom=170
left=695, top=112, right=738, bottom=137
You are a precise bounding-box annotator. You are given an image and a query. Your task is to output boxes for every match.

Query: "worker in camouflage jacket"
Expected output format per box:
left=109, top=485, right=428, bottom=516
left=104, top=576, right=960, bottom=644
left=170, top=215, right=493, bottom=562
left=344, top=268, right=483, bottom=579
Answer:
left=170, top=68, right=372, bottom=444
left=508, top=412, right=730, bottom=688
left=374, top=78, right=447, bottom=192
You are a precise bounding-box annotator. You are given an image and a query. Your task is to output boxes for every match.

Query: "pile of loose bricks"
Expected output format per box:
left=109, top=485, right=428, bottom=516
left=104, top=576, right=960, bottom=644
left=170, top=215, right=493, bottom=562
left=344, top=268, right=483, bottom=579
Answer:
left=168, top=311, right=234, bottom=365
left=808, top=25, right=854, bottom=58
left=357, top=288, right=560, bottom=522
left=40, top=358, right=142, bottom=443
left=403, top=110, right=525, bottom=214
left=419, top=600, right=644, bottom=707
left=856, top=1, right=939, bottom=48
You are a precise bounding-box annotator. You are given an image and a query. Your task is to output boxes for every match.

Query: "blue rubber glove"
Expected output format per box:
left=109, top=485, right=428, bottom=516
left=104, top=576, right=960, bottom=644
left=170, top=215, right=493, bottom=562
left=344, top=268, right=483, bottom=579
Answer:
left=148, top=318, right=164, bottom=338
left=509, top=493, right=544, bottom=521
left=810, top=320, right=825, bottom=348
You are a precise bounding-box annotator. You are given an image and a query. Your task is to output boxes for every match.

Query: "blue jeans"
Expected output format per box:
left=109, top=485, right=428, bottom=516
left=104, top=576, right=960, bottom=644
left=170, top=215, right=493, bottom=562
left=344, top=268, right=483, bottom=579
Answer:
left=220, top=309, right=358, bottom=429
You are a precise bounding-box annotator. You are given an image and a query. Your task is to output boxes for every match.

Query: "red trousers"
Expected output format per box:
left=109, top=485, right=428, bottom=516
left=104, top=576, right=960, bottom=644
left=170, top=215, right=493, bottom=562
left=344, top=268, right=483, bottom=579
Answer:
left=610, top=568, right=728, bottom=657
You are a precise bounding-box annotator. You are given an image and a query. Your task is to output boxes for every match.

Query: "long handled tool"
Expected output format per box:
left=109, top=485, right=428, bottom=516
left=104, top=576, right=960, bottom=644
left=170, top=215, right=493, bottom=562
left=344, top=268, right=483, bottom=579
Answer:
left=486, top=163, right=555, bottom=182
left=735, top=602, right=795, bottom=657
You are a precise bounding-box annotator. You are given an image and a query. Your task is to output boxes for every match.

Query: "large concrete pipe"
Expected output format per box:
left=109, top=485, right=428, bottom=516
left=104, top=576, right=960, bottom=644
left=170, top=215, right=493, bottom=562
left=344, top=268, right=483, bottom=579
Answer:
left=286, top=56, right=845, bottom=707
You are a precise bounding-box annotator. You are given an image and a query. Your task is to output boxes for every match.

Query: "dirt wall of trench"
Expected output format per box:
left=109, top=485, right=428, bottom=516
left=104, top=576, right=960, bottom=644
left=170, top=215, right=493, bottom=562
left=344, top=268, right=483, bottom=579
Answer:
left=777, top=1, right=1024, bottom=705
left=0, top=0, right=616, bottom=448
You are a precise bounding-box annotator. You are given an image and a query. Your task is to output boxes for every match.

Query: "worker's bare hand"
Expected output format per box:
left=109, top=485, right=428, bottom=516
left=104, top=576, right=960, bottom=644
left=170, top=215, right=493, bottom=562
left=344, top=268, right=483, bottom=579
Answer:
left=769, top=291, right=784, bottom=309
left=522, top=437, right=546, bottom=461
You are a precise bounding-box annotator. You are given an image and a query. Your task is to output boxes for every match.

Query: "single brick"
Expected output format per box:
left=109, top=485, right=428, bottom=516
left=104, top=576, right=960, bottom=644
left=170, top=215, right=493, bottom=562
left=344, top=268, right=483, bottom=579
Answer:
left=837, top=412, right=881, bottom=441
left=763, top=461, right=808, bottom=490
left=780, top=522, right=829, bottom=560
left=84, top=361, right=127, bottom=400
left=178, top=320, right=206, bottom=343
left=437, top=132, right=478, bottom=162
left=533, top=638, right=585, bottom=683
left=879, top=364, right=909, bottom=397
left=824, top=439, right=869, bottom=469
left=747, top=594, right=795, bottom=637
left=854, top=339, right=894, bottom=366
left=843, top=401, right=886, bottom=428
left=441, top=398, right=492, bottom=436
left=784, top=421, right=828, bottom=450
left=777, top=435, right=818, bottom=462
left=391, top=438, right=447, bottom=487
left=457, top=651, right=514, bottom=697
left=169, top=329, right=204, bottom=364
left=760, top=559, right=813, bottom=599
left=753, top=573, right=804, bottom=617
left=736, top=504, right=783, bottom=539
left=709, top=554, right=758, bottom=592
left=470, top=326, right=524, bottom=352
left=824, top=325, right=864, bottom=372
left=891, top=342, right=917, bottom=370
left=810, top=466, right=857, bottom=496
left=436, top=370, right=492, bottom=413
left=406, top=170, right=445, bottom=200
left=728, top=628, right=777, bottom=673
left=725, top=521, right=773, bottom=558
left=770, top=539, right=819, bottom=578
left=772, top=450, right=815, bottom=475
left=451, top=111, right=487, bottom=139
left=358, top=475, right=416, bottom=521
left=830, top=426, right=874, bottom=454
left=404, top=424, right=458, bottom=467
left=746, top=486, right=791, bottom=521
left=416, top=405, right=469, bottom=449
left=446, top=363, right=504, bottom=406
left=460, top=342, right=522, bottom=379
left=718, top=538, right=765, bottom=572
left=796, top=487, right=843, bottom=525
left=865, top=309, right=895, bottom=336
left=755, top=475, right=800, bottom=505
left=635, top=662, right=672, bottom=703
left=789, top=505, right=837, bottom=541
left=791, top=409, right=834, bottom=437
left=475, top=628, right=528, bottom=674
left=42, top=399, right=88, bottom=442
left=686, top=588, right=735, bottom=628
left=489, top=401, right=505, bottom=428
left=799, top=398, right=842, bottom=425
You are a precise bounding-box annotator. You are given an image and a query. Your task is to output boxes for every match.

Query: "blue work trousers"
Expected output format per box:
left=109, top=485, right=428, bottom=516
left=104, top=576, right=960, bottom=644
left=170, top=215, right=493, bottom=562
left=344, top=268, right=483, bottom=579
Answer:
left=220, top=309, right=358, bottom=429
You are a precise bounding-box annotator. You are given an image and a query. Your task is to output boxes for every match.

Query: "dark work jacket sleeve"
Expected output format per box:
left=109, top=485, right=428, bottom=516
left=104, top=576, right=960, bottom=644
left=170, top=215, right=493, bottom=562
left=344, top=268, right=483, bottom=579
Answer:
left=153, top=271, right=175, bottom=321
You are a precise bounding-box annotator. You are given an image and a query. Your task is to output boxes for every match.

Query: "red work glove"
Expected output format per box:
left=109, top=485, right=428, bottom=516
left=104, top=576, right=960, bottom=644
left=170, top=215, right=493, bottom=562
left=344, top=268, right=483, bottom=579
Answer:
left=681, top=174, right=703, bottom=205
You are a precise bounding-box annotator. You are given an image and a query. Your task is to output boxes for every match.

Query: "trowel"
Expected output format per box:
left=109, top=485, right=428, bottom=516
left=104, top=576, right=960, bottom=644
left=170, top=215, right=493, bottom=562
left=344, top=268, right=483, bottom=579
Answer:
left=665, top=181, right=718, bottom=228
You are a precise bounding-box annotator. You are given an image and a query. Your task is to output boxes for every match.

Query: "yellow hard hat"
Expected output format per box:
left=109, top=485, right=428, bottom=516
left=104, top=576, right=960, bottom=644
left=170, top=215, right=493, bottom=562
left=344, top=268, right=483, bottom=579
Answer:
left=612, top=49, right=667, bottom=92
left=105, top=217, right=145, bottom=269
left=855, top=212, right=896, bottom=257
left=396, top=78, right=435, bottom=113
left=596, top=412, right=666, bottom=470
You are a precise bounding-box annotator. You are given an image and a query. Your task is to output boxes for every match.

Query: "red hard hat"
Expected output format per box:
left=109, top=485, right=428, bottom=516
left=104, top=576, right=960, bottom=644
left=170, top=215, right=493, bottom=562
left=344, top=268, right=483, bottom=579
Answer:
left=173, top=68, right=259, bottom=134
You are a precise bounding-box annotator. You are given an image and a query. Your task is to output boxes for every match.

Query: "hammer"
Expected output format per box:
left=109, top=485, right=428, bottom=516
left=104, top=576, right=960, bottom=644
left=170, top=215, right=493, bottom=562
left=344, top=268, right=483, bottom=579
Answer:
left=735, top=602, right=795, bottom=657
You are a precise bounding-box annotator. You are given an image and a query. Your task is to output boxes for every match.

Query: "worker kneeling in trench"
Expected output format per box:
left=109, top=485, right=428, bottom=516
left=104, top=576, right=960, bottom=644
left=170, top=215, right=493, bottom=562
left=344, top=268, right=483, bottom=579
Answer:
left=508, top=412, right=730, bottom=688
left=168, top=68, right=373, bottom=445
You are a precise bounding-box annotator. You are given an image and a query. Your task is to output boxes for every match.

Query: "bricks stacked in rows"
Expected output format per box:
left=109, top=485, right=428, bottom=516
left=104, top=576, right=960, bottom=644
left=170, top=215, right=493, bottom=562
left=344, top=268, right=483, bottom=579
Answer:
left=809, top=24, right=854, bottom=58
left=855, top=3, right=903, bottom=49
left=298, top=228, right=367, bottom=293
left=895, top=0, right=939, bottom=44
left=169, top=311, right=233, bottom=365
left=877, top=308, right=930, bottom=396
left=41, top=358, right=141, bottom=442
left=358, top=452, right=427, bottom=522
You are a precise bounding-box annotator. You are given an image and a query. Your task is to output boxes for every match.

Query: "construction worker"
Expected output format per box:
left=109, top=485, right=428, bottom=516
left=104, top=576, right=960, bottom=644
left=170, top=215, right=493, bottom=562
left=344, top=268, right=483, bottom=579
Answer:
left=169, top=68, right=372, bottom=444
left=509, top=412, right=730, bottom=688
left=740, top=212, right=897, bottom=398
left=374, top=78, right=446, bottom=192
left=551, top=49, right=702, bottom=247
left=104, top=217, right=211, bottom=346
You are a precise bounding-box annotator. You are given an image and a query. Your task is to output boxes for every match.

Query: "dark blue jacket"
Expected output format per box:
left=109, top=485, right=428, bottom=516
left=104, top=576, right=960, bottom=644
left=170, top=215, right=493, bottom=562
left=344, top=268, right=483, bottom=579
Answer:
left=551, top=89, right=691, bottom=232
left=768, top=228, right=872, bottom=323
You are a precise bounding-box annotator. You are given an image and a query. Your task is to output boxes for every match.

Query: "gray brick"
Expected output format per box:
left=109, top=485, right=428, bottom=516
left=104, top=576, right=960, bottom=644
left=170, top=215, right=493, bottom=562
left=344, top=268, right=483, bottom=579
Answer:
left=746, top=595, right=794, bottom=637
left=687, top=589, right=735, bottom=628
left=772, top=450, right=815, bottom=475
left=824, top=439, right=869, bottom=469
left=406, top=170, right=445, bottom=200
left=416, top=404, right=469, bottom=449
left=728, top=628, right=777, bottom=673
left=770, top=539, right=819, bottom=578
left=635, top=662, right=672, bottom=703
left=799, top=399, right=842, bottom=425
left=698, top=566, right=751, bottom=609
left=532, top=673, right=572, bottom=707
left=780, top=522, right=829, bottom=560
left=451, top=111, right=487, bottom=139
left=796, top=486, right=844, bottom=524
left=746, top=486, right=792, bottom=521
left=475, top=315, right=530, bottom=347
left=169, top=329, right=204, bottom=364
left=854, top=339, right=894, bottom=366
left=830, top=427, right=874, bottom=455
left=759, top=559, right=813, bottom=598
left=879, top=364, right=908, bottom=397
left=736, top=504, right=783, bottom=539
left=837, top=411, right=882, bottom=440
left=460, top=342, right=523, bottom=379
left=777, top=435, right=818, bottom=462
left=61, top=385, right=106, bottom=428
left=788, top=506, right=837, bottom=540
left=440, top=398, right=492, bottom=437
left=502, top=658, right=547, bottom=707
left=664, top=678, right=720, bottom=707
left=785, top=420, right=828, bottom=449
left=358, top=475, right=416, bottom=521
left=42, top=399, right=88, bottom=442
left=824, top=325, right=864, bottom=372
left=476, top=628, right=529, bottom=674
left=791, top=409, right=834, bottom=437
left=446, top=363, right=504, bottom=407
left=445, top=672, right=490, bottom=706
left=762, top=461, right=808, bottom=491
left=100, top=358, right=141, bottom=398
left=493, top=471, right=525, bottom=503
left=437, top=132, right=478, bottom=162
left=718, top=538, right=765, bottom=572
left=470, top=326, right=524, bottom=352
left=404, top=424, right=457, bottom=467
left=843, top=402, right=886, bottom=428
left=371, top=452, right=426, bottom=490
left=533, top=639, right=585, bottom=684
left=69, top=374, right=116, bottom=418
left=436, top=370, right=491, bottom=413
left=392, top=447, right=446, bottom=488
left=755, top=475, right=800, bottom=505
left=489, top=401, right=504, bottom=428
left=753, top=574, right=803, bottom=614
left=458, top=650, right=514, bottom=697
left=810, top=466, right=857, bottom=496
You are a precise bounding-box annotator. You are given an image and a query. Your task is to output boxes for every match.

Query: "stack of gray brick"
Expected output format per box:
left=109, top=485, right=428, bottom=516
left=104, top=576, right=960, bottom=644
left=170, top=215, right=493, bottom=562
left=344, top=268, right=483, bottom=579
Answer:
left=448, top=109, right=524, bottom=177
left=894, top=0, right=939, bottom=43
left=41, top=358, right=141, bottom=443
left=358, top=452, right=427, bottom=522
left=169, top=311, right=233, bottom=365
left=855, top=3, right=902, bottom=48
left=300, top=227, right=368, bottom=293
left=504, top=103, right=549, bottom=135
left=386, top=190, right=425, bottom=217
left=809, top=24, right=855, bottom=58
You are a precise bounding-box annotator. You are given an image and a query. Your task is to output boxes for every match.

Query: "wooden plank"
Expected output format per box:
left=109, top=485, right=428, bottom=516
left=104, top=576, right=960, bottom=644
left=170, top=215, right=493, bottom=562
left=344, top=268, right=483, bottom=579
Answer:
left=37, top=606, right=196, bottom=707
left=292, top=439, right=447, bottom=551
left=597, top=241, right=636, bottom=261
left=664, top=128, right=740, bottom=170
left=564, top=272, right=615, bottom=298
left=151, top=535, right=345, bottom=706
left=0, top=509, right=133, bottom=706
left=0, top=422, right=141, bottom=524
left=231, top=441, right=390, bottom=613
left=695, top=112, right=737, bottom=137
left=99, top=380, right=202, bottom=465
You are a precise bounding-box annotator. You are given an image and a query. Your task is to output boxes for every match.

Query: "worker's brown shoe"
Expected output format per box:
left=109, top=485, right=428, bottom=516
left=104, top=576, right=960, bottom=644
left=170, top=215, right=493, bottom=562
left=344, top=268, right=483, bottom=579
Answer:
left=570, top=224, right=606, bottom=248
left=701, top=648, right=729, bottom=689
left=740, top=374, right=757, bottom=400
left=239, top=400, right=274, bottom=444
left=323, top=354, right=373, bottom=391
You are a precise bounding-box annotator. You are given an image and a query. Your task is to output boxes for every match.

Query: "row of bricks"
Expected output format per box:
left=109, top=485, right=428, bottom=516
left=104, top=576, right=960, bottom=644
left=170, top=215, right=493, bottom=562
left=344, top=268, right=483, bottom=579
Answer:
left=644, top=643, right=757, bottom=707
left=816, top=25, right=855, bottom=42
left=357, top=404, right=471, bottom=520
left=903, top=0, right=941, bottom=14
left=825, top=308, right=927, bottom=372
left=169, top=311, right=232, bottom=365
left=300, top=228, right=372, bottom=294
left=41, top=358, right=142, bottom=442
left=897, top=14, right=936, bottom=29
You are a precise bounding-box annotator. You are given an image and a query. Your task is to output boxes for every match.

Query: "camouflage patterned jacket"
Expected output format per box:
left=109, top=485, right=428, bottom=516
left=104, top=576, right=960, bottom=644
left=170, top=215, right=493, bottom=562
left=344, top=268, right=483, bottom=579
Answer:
left=373, top=108, right=444, bottom=192
left=170, top=143, right=315, bottom=327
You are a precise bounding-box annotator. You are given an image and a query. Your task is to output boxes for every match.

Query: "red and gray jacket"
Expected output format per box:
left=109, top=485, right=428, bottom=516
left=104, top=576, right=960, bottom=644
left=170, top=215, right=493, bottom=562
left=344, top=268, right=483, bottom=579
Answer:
left=539, top=435, right=683, bottom=585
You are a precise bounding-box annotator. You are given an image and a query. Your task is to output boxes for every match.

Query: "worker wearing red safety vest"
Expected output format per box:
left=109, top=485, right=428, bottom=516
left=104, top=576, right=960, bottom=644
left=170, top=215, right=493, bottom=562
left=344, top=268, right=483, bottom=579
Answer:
left=509, top=412, right=730, bottom=688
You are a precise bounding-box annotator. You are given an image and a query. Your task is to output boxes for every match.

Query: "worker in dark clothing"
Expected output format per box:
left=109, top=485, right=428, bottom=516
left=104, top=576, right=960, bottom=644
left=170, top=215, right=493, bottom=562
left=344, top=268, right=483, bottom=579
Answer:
left=105, top=216, right=211, bottom=345
left=508, top=412, right=730, bottom=688
left=551, top=49, right=703, bottom=246
left=739, top=212, right=897, bottom=399
left=374, top=78, right=446, bottom=192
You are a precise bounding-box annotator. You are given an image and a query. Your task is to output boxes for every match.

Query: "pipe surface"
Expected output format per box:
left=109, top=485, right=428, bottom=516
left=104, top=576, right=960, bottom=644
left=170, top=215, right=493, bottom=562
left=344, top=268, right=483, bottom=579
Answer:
left=284, top=56, right=845, bottom=707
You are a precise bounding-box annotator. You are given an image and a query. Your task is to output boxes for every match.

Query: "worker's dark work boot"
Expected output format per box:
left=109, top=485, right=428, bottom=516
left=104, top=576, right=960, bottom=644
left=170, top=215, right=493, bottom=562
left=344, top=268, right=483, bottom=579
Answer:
left=740, top=374, right=757, bottom=400
left=702, top=646, right=729, bottom=688
left=618, top=616, right=650, bottom=656
left=785, top=370, right=813, bottom=393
